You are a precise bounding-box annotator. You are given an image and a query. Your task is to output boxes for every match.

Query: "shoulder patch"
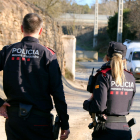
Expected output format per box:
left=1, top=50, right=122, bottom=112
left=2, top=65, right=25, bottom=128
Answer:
left=45, top=46, right=55, bottom=55
left=95, top=85, right=99, bottom=89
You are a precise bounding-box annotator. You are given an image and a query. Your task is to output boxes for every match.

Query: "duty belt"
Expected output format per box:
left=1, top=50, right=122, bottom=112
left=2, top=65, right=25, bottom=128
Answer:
left=106, top=116, right=127, bottom=123
left=7, top=106, right=51, bottom=118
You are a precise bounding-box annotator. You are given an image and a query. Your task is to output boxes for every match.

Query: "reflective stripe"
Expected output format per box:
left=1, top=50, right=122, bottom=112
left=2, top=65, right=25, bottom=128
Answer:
left=45, top=46, right=55, bottom=55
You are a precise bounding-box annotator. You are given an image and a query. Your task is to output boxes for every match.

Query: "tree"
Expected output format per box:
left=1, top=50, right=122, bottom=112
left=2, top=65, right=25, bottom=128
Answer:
left=128, top=1, right=140, bottom=39
left=100, top=0, right=134, bottom=9
left=91, top=1, right=118, bottom=15
left=83, top=4, right=91, bottom=14
left=25, top=0, right=73, bottom=17
left=107, top=9, right=136, bottom=42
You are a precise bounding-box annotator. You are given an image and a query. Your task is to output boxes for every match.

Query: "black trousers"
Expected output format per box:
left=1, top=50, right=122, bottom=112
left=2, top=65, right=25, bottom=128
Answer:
left=5, top=110, right=53, bottom=140
left=92, top=127, right=131, bottom=140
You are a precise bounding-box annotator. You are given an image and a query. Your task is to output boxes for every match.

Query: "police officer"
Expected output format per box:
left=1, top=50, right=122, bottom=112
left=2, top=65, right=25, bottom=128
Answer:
left=83, top=42, right=136, bottom=140
left=0, top=13, right=70, bottom=140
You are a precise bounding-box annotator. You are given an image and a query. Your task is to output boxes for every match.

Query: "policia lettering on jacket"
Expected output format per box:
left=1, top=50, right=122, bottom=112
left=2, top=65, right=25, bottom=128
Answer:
left=12, top=48, right=39, bottom=55
left=83, top=42, right=136, bottom=140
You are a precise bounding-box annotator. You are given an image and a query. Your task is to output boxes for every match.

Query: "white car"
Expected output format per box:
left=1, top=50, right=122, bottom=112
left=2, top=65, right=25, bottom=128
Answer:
left=123, top=39, right=140, bottom=79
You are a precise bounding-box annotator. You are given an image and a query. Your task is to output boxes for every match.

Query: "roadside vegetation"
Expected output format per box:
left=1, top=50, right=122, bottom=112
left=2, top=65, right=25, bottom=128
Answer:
left=25, top=0, right=134, bottom=17
left=76, top=37, right=93, bottom=51
left=25, top=0, right=92, bottom=17
left=75, top=1, right=140, bottom=56
left=25, top=0, right=140, bottom=57
left=65, top=68, right=73, bottom=80
left=107, top=9, right=137, bottom=42
left=75, top=26, right=110, bottom=58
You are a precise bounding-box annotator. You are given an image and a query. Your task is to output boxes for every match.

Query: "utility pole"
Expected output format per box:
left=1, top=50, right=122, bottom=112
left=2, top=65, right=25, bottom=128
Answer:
left=93, top=0, right=98, bottom=47
left=117, top=0, right=123, bottom=42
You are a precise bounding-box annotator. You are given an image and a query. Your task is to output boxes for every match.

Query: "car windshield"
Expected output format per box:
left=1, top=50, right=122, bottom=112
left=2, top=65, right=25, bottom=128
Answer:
left=132, top=52, right=140, bottom=60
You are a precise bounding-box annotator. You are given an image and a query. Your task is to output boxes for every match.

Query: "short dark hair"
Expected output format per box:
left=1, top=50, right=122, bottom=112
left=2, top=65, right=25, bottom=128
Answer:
left=22, top=13, right=43, bottom=34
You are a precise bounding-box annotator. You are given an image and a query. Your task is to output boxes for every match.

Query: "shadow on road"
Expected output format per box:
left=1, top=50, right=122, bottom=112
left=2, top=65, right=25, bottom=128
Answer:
left=62, top=76, right=87, bottom=93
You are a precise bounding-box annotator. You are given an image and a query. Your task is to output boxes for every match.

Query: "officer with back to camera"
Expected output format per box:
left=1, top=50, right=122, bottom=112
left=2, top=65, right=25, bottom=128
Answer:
left=83, top=42, right=136, bottom=140
left=0, top=13, right=70, bottom=140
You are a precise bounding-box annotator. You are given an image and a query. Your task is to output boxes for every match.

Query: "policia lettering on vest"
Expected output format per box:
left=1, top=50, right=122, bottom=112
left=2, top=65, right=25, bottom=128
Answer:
left=0, top=13, right=70, bottom=140
left=83, top=41, right=136, bottom=140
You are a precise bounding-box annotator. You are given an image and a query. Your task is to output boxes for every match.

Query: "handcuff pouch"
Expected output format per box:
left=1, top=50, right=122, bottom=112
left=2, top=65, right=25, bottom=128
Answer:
left=19, top=103, right=32, bottom=120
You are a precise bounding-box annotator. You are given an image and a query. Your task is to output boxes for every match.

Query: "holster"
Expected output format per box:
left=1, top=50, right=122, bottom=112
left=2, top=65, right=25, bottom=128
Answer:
left=19, top=103, right=32, bottom=120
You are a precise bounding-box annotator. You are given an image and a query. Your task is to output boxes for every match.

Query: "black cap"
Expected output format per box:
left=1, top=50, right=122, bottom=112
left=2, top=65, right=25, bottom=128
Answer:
left=107, top=41, right=127, bottom=59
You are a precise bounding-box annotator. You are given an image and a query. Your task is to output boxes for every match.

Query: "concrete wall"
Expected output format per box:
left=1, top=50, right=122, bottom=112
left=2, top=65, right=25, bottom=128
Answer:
left=76, top=51, right=98, bottom=60
left=62, top=35, right=76, bottom=81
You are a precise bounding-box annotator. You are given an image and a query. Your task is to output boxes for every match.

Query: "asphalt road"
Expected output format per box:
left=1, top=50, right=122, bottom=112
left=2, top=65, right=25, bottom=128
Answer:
left=76, top=62, right=140, bottom=140
left=75, top=61, right=104, bottom=81
left=0, top=75, right=92, bottom=140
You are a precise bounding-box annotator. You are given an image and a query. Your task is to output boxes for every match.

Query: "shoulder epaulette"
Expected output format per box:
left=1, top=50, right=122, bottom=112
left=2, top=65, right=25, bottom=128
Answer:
left=95, top=68, right=111, bottom=77
left=44, top=46, right=55, bottom=55
left=87, top=67, right=110, bottom=93
left=100, top=68, right=111, bottom=74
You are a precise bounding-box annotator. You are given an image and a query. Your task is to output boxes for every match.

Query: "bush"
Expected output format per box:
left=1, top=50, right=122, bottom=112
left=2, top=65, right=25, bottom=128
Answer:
left=94, top=27, right=110, bottom=54
left=107, top=9, right=137, bottom=42
left=65, top=68, right=73, bottom=80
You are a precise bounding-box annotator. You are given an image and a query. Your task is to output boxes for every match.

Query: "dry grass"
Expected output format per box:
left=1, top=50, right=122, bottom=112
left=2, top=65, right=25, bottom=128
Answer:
left=76, top=58, right=95, bottom=62
left=65, top=68, right=73, bottom=80
left=76, top=62, right=86, bottom=69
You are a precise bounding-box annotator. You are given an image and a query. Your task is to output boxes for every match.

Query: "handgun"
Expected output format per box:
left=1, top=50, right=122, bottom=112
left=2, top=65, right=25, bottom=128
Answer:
left=88, top=113, right=97, bottom=129
left=53, top=115, right=61, bottom=140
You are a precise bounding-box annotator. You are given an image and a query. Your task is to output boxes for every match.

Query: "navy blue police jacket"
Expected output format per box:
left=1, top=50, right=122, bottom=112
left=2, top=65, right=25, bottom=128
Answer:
left=0, top=36, right=69, bottom=130
left=83, top=62, right=136, bottom=116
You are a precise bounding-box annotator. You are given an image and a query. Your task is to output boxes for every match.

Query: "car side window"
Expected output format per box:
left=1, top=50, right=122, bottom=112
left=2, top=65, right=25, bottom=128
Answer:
left=128, top=52, right=132, bottom=61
